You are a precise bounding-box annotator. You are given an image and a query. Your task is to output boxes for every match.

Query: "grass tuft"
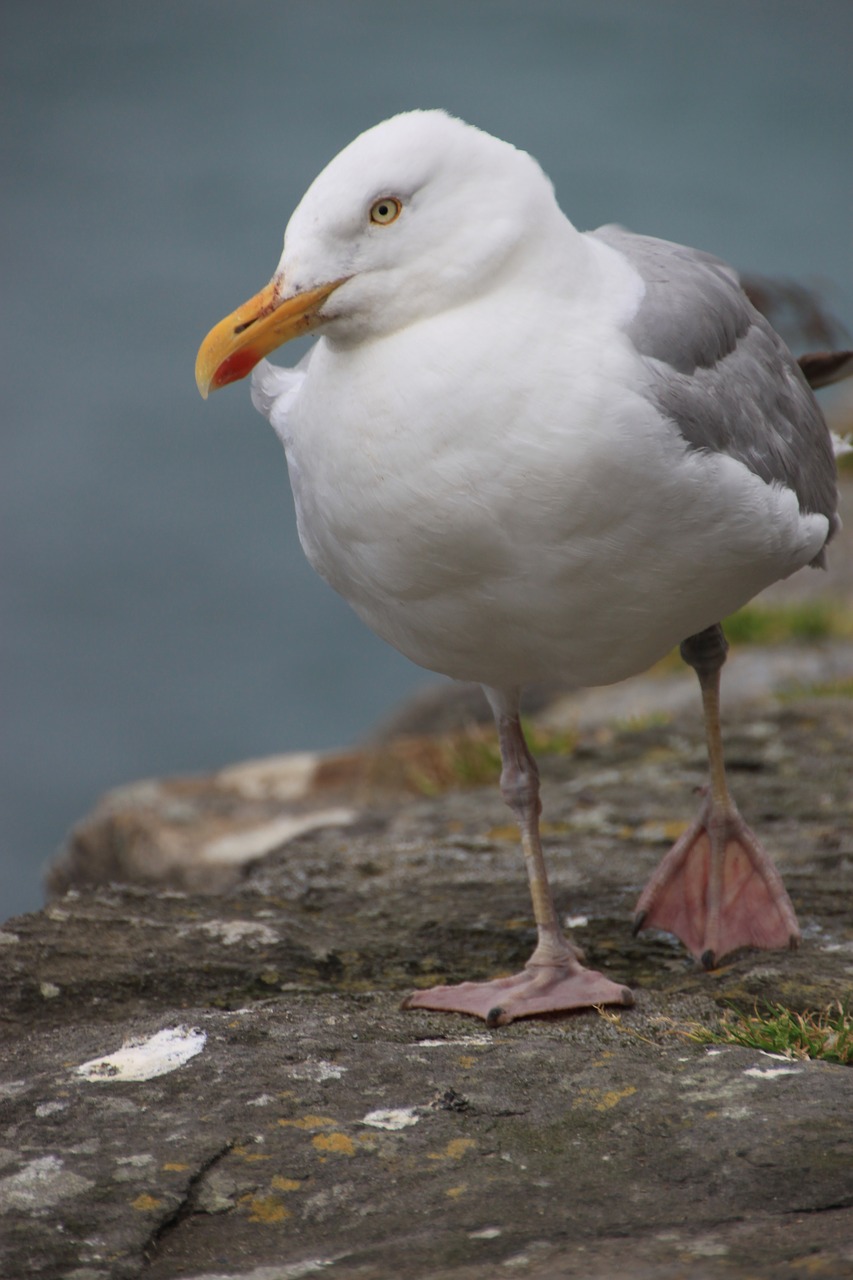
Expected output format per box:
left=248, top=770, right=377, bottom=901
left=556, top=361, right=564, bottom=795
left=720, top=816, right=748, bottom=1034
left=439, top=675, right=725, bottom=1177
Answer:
left=524, top=719, right=579, bottom=760
left=722, top=600, right=853, bottom=645
left=778, top=676, right=853, bottom=700
left=685, top=1001, right=853, bottom=1065
left=645, top=600, right=853, bottom=678
left=365, top=718, right=579, bottom=797
left=377, top=727, right=502, bottom=796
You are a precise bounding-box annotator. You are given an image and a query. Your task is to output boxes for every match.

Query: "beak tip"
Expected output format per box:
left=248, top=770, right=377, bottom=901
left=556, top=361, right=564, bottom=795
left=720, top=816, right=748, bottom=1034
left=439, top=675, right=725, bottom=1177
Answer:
left=195, top=351, right=214, bottom=399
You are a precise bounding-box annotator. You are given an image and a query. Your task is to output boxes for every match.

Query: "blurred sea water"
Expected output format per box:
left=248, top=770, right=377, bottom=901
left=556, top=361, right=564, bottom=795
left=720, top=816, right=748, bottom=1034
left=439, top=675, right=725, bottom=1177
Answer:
left=2, top=0, right=851, bottom=919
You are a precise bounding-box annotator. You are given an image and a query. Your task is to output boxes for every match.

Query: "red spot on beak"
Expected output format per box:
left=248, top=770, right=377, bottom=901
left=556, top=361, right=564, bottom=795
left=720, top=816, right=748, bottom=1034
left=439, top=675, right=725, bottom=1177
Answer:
left=212, top=347, right=264, bottom=390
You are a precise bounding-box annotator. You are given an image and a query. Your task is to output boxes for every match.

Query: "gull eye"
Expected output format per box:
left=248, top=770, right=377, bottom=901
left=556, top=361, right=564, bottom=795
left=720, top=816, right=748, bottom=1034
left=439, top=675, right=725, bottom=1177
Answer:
left=369, top=197, right=402, bottom=225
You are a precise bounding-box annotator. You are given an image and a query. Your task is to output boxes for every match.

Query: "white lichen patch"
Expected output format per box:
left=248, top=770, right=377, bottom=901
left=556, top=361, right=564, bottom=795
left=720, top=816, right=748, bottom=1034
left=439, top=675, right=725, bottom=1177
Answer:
left=290, top=1060, right=348, bottom=1083
left=416, top=1037, right=494, bottom=1048
left=0, top=1155, right=93, bottom=1211
left=687, top=1236, right=730, bottom=1258
left=469, top=1226, right=502, bottom=1239
left=35, top=1100, right=67, bottom=1118
left=743, top=1065, right=803, bottom=1080
left=0, top=930, right=20, bottom=945
left=179, top=1262, right=335, bottom=1280
left=678, top=1067, right=754, bottom=1118
left=76, top=1026, right=206, bottom=1082
left=198, top=920, right=280, bottom=947
left=564, top=914, right=589, bottom=929
left=0, top=1080, right=29, bottom=1100
left=361, top=1107, right=419, bottom=1130
left=113, top=1152, right=156, bottom=1182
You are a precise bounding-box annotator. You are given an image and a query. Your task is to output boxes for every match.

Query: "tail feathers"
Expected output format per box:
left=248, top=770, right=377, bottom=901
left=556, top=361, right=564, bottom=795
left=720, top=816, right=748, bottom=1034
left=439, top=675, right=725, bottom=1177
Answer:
left=798, top=349, right=853, bottom=390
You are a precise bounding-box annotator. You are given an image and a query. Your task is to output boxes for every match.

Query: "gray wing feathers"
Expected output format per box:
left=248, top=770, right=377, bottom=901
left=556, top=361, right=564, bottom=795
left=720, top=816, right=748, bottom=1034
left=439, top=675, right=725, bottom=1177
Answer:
left=593, top=224, right=749, bottom=374
left=591, top=225, right=839, bottom=549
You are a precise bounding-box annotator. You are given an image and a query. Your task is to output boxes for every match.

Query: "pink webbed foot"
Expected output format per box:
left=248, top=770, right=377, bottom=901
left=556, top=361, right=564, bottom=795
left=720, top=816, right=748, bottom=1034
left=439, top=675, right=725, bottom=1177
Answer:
left=634, top=793, right=800, bottom=968
left=402, top=958, right=633, bottom=1028
left=407, top=699, right=635, bottom=1027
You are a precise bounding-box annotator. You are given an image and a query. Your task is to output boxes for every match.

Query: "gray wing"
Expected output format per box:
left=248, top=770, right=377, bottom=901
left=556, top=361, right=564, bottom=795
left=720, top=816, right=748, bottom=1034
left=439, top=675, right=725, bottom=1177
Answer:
left=591, top=224, right=839, bottom=552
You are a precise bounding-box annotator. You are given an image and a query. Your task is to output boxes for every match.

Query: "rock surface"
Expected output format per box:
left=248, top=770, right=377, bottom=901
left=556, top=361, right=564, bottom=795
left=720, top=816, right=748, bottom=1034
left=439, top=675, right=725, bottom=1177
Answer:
left=2, top=680, right=852, bottom=1279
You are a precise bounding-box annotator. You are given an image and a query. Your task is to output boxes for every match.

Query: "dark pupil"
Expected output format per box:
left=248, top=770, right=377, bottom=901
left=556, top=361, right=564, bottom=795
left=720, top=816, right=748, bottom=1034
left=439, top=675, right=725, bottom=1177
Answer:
left=378, top=204, right=389, bottom=217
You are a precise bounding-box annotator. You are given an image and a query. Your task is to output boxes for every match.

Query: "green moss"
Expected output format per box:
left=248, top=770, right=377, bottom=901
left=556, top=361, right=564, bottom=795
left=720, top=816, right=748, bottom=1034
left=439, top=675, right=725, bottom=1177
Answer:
left=523, top=719, right=579, bottom=759
left=723, top=600, right=853, bottom=645
left=778, top=676, right=853, bottom=700
left=613, top=711, right=672, bottom=733
left=646, top=603, right=853, bottom=675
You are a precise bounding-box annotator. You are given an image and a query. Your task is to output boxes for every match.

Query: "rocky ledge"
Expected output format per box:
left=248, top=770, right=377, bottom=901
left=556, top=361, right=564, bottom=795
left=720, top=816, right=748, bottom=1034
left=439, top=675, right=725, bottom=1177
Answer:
left=2, top=651, right=853, bottom=1280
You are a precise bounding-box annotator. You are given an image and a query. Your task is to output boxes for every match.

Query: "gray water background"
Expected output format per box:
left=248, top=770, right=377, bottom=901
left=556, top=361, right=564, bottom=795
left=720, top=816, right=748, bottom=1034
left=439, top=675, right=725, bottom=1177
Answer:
left=3, top=1, right=852, bottom=921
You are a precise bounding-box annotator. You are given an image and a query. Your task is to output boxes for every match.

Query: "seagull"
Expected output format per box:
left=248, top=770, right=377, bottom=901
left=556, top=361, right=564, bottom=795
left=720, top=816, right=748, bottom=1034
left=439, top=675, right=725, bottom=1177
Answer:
left=196, top=110, right=842, bottom=1027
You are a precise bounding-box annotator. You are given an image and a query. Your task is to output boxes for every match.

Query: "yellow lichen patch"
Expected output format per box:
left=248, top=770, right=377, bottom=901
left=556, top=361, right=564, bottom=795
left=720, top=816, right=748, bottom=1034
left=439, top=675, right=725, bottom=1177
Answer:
left=132, top=1193, right=163, bottom=1212
left=161, top=1162, right=190, bottom=1172
left=277, top=1114, right=338, bottom=1131
left=573, top=1085, right=637, bottom=1112
left=486, top=824, right=519, bottom=842
left=445, top=1184, right=468, bottom=1198
left=244, top=1194, right=291, bottom=1224
left=632, top=819, right=691, bottom=844
left=457, top=1056, right=476, bottom=1069
left=232, top=1144, right=271, bottom=1162
left=488, top=820, right=569, bottom=840
left=270, top=1176, right=302, bottom=1192
left=787, top=1253, right=840, bottom=1275
left=427, top=1138, right=477, bottom=1161
left=312, top=1132, right=355, bottom=1156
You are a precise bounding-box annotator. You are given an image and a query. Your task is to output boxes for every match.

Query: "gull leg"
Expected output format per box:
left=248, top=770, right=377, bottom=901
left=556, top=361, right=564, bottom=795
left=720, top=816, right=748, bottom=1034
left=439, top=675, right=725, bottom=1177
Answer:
left=634, top=624, right=800, bottom=968
left=403, top=688, right=633, bottom=1026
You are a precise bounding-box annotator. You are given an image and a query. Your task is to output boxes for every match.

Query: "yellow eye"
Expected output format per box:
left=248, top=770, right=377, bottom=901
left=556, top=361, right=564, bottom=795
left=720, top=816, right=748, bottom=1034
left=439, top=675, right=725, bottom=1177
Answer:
left=369, top=197, right=402, bottom=225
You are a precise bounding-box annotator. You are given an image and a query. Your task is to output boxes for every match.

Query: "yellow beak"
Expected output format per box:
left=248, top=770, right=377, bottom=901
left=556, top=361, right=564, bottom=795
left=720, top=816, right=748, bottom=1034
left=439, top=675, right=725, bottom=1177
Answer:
left=195, top=275, right=346, bottom=399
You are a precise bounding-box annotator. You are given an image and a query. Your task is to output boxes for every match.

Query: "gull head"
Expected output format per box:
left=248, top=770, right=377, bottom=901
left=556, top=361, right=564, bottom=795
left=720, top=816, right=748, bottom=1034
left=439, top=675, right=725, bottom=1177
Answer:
left=195, top=110, right=562, bottom=397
